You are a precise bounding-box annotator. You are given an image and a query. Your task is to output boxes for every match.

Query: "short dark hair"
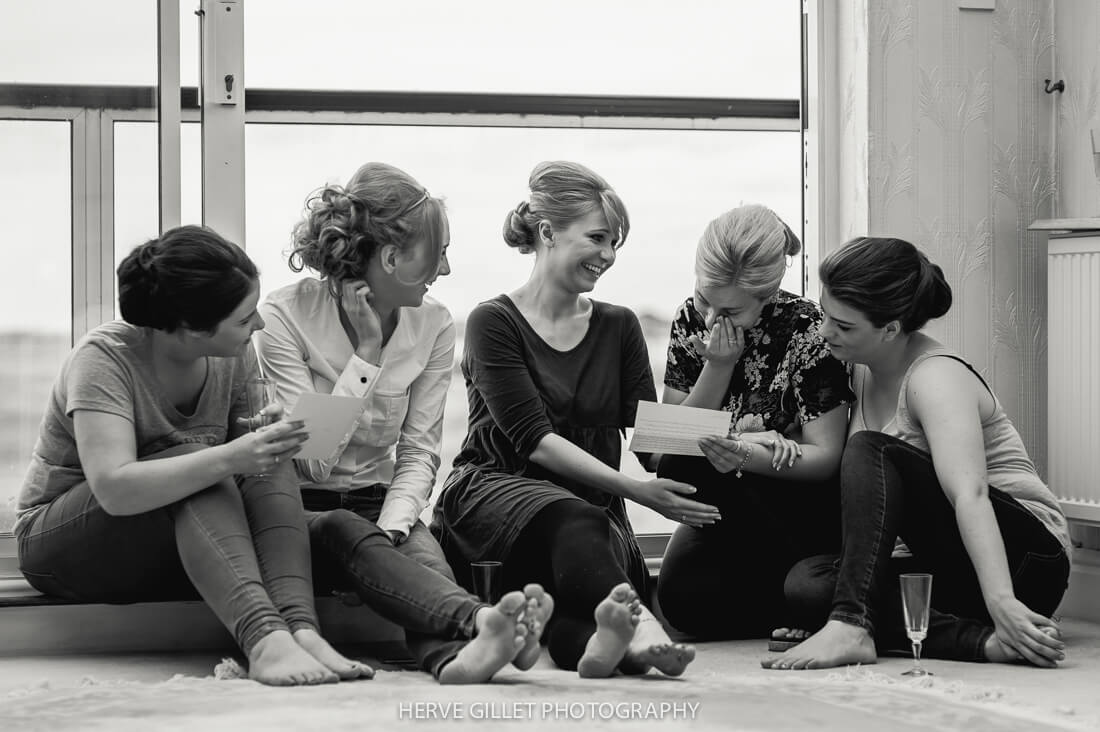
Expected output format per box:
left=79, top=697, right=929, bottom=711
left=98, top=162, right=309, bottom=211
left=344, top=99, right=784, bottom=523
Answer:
left=819, top=236, right=952, bottom=332
left=117, top=225, right=258, bottom=332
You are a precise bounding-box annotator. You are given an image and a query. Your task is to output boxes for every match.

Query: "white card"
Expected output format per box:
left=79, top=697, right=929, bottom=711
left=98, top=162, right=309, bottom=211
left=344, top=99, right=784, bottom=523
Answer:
left=286, top=392, right=367, bottom=461
left=627, top=400, right=732, bottom=456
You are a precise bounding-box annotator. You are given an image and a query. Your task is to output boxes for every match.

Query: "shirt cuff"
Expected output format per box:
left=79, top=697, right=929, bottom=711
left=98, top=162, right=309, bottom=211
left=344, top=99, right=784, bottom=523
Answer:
left=377, top=495, right=420, bottom=537
left=334, top=354, right=381, bottom=397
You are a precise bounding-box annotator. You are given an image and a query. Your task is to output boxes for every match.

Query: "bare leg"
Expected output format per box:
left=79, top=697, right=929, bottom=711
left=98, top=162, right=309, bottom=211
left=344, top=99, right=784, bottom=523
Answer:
left=438, top=591, right=528, bottom=684
left=621, top=606, right=695, bottom=677
left=248, top=630, right=338, bottom=686
left=760, top=619, right=877, bottom=670
left=577, top=583, right=641, bottom=678
left=513, top=584, right=555, bottom=671
left=293, top=628, right=374, bottom=680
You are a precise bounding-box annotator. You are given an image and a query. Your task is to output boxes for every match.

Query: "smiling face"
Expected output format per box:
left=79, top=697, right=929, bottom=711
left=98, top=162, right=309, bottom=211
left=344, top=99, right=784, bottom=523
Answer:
left=198, top=278, right=264, bottom=356
left=819, top=287, right=886, bottom=363
left=544, top=208, right=619, bottom=293
left=369, top=216, right=452, bottom=309
left=693, top=281, right=767, bottom=330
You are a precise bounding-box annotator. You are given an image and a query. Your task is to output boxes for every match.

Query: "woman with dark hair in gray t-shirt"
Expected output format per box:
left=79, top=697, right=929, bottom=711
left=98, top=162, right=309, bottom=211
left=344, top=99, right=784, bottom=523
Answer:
left=15, top=225, right=368, bottom=686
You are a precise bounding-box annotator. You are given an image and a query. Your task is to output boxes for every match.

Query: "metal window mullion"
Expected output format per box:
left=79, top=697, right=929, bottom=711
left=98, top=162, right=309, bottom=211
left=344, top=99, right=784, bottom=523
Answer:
left=70, top=110, right=91, bottom=341
left=199, top=0, right=245, bottom=247
left=158, top=0, right=182, bottom=232
left=99, top=111, right=117, bottom=326
left=802, top=0, right=832, bottom=299
left=241, top=109, right=800, bottom=132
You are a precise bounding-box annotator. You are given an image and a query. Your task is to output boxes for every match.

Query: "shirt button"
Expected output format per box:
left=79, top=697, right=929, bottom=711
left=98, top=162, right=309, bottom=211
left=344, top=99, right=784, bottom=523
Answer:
left=360, top=377, right=367, bottom=383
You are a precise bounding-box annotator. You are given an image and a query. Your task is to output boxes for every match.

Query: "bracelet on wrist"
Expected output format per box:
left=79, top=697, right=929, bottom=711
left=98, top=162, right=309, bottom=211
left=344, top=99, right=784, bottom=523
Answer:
left=734, top=441, right=752, bottom=478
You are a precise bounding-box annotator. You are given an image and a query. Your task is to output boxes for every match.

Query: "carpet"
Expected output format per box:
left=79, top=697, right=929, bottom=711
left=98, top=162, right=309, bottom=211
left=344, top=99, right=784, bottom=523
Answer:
left=2, top=661, right=1092, bottom=732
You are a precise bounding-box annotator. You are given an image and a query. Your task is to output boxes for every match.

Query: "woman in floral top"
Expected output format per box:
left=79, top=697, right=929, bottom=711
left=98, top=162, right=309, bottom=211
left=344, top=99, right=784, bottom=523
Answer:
left=655, top=205, right=853, bottom=641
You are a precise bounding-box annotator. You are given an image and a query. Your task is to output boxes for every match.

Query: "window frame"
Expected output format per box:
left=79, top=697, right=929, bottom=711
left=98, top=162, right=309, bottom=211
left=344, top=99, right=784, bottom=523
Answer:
left=0, top=0, right=815, bottom=572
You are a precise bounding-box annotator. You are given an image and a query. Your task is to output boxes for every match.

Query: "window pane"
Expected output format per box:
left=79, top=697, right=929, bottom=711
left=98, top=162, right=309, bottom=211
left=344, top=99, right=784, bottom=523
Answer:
left=113, top=121, right=203, bottom=293
left=0, top=121, right=71, bottom=533
left=1, top=1, right=199, bottom=86
left=245, top=123, right=801, bottom=534
left=246, top=0, right=800, bottom=99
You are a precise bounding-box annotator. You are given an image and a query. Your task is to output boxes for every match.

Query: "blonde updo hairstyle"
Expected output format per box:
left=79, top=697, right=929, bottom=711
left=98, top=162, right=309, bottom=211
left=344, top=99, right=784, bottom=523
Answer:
left=695, top=204, right=801, bottom=299
left=502, top=161, right=630, bottom=253
left=289, top=162, right=446, bottom=294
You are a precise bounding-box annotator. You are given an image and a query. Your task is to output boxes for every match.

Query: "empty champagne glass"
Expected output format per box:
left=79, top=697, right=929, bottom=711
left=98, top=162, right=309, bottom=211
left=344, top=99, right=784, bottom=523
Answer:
left=470, top=561, right=503, bottom=604
left=244, top=377, right=277, bottom=476
left=899, top=573, right=933, bottom=677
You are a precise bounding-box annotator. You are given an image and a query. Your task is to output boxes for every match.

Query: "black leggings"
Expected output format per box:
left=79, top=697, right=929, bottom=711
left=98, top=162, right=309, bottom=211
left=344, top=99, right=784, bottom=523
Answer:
left=656, top=454, right=840, bottom=639
left=503, top=499, right=636, bottom=671
left=785, top=431, right=1070, bottom=661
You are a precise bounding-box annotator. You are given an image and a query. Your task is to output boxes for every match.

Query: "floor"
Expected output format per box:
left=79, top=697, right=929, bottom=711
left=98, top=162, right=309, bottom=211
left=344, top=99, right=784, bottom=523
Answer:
left=2, top=619, right=1098, bottom=732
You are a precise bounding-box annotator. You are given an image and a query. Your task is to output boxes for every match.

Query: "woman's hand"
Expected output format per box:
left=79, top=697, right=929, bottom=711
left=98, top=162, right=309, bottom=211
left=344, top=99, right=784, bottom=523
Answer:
left=629, top=477, right=722, bottom=528
left=698, top=435, right=749, bottom=474
left=340, top=279, right=383, bottom=363
left=227, top=419, right=310, bottom=475
left=738, top=430, right=803, bottom=470
left=987, top=596, right=1065, bottom=667
left=688, top=316, right=745, bottom=365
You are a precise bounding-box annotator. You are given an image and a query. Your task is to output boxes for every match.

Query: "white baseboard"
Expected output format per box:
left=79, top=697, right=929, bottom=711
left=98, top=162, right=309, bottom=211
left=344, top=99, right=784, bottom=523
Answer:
left=1057, top=548, right=1100, bottom=624
left=0, top=597, right=404, bottom=656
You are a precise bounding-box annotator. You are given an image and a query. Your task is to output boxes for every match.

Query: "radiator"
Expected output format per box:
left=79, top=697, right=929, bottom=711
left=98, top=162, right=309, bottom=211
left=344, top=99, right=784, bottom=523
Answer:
left=1047, top=230, right=1100, bottom=525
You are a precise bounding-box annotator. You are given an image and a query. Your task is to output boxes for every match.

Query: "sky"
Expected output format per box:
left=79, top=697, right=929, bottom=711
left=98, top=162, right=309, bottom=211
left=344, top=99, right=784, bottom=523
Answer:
left=0, top=0, right=802, bottom=333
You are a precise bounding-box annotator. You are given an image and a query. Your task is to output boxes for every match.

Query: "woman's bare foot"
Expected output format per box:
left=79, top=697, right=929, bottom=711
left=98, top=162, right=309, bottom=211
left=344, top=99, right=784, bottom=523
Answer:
left=513, top=584, right=555, bottom=671
left=577, top=583, right=641, bottom=678
left=438, top=590, right=527, bottom=684
left=293, top=628, right=374, bottom=680
left=248, top=630, right=339, bottom=686
left=620, top=607, right=695, bottom=677
left=768, top=627, right=812, bottom=652
left=761, top=619, right=877, bottom=670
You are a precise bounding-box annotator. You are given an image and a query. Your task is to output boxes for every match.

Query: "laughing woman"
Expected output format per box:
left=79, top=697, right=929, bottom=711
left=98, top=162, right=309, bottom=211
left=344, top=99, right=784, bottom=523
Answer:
left=654, top=205, right=852, bottom=641
left=254, top=162, right=552, bottom=684
left=434, top=161, right=698, bottom=678
left=16, top=226, right=356, bottom=685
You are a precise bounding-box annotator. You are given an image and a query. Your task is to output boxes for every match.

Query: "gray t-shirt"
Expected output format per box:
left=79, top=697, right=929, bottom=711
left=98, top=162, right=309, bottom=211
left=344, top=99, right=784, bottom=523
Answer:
left=15, top=320, right=256, bottom=535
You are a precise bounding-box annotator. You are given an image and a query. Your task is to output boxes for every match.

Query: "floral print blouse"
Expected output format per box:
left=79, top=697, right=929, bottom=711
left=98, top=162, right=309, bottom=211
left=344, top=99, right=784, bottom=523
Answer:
left=664, top=290, right=853, bottom=435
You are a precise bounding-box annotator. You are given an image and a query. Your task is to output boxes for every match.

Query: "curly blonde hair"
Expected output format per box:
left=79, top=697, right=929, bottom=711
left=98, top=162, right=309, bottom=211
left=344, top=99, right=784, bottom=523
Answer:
left=289, top=162, right=446, bottom=294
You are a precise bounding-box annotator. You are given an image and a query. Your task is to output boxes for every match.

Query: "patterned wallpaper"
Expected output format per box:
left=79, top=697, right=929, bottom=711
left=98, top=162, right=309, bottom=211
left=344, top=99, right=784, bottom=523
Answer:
left=831, top=0, right=1057, bottom=474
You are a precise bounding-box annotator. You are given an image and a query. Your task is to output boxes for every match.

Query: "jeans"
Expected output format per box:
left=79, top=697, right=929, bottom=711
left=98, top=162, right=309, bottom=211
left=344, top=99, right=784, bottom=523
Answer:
left=784, top=431, right=1070, bottom=661
left=17, top=469, right=319, bottom=657
left=302, top=486, right=485, bottom=679
left=655, top=453, right=840, bottom=639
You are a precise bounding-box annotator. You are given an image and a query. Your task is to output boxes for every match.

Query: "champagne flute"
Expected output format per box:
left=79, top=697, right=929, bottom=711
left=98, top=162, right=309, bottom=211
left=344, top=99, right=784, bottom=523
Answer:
left=244, top=377, right=277, bottom=476
left=899, top=573, right=933, bottom=677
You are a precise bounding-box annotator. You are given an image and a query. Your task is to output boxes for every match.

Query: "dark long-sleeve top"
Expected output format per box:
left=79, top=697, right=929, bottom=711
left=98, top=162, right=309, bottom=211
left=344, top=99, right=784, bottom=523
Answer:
left=433, top=295, right=656, bottom=586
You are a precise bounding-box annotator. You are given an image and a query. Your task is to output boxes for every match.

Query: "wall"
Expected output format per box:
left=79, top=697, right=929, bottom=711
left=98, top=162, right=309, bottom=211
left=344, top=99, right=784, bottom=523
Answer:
left=1053, top=1, right=1100, bottom=550
left=1054, top=0, right=1100, bottom=218
left=828, top=0, right=1057, bottom=474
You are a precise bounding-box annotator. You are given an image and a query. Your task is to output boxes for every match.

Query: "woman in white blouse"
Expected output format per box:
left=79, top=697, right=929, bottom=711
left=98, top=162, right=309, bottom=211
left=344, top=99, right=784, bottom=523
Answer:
left=254, top=162, right=553, bottom=684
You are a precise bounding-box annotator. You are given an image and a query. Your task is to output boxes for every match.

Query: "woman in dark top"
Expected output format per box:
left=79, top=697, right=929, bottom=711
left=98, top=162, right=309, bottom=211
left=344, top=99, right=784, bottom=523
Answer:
left=654, top=205, right=852, bottom=642
left=434, top=161, right=704, bottom=678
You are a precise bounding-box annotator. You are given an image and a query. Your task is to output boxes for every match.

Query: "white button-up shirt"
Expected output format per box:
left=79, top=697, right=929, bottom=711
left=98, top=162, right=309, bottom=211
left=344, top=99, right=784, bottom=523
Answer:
left=254, top=278, right=455, bottom=536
